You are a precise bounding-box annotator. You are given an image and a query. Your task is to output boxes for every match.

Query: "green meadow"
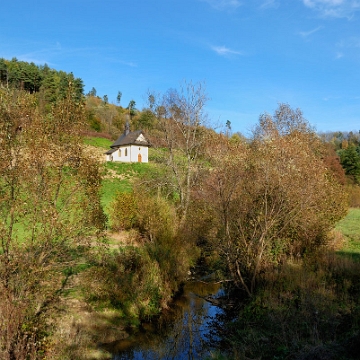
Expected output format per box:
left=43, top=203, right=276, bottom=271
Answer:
left=83, top=136, right=113, bottom=149
left=336, top=207, right=360, bottom=257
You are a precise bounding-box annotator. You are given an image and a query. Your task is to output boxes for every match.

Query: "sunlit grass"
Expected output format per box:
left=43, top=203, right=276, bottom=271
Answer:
left=336, top=208, right=360, bottom=255
left=104, top=161, right=152, bottom=176
left=100, top=178, right=132, bottom=218
left=83, top=136, right=113, bottom=149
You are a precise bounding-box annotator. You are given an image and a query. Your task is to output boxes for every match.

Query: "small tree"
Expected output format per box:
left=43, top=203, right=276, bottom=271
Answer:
left=128, top=99, right=136, bottom=120
left=339, top=145, right=360, bottom=182
left=89, top=87, right=97, bottom=97
left=116, top=90, right=122, bottom=105
left=150, top=81, right=209, bottom=225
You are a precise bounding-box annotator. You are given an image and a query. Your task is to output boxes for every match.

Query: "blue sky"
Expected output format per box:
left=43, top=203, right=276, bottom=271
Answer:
left=1, top=0, right=359, bottom=135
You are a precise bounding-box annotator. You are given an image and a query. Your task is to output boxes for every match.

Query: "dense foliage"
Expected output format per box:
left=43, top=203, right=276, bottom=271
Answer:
left=0, top=58, right=83, bottom=104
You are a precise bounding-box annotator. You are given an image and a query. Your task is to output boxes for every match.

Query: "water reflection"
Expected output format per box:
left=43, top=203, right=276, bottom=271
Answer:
left=109, top=281, right=223, bottom=360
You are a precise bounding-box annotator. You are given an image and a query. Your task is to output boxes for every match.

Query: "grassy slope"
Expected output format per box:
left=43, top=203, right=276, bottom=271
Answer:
left=100, top=162, right=153, bottom=217
left=84, top=137, right=113, bottom=149
left=336, top=207, right=360, bottom=255
left=85, top=135, right=160, bottom=221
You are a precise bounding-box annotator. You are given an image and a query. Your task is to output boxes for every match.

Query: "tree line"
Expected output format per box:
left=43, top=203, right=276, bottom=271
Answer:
left=0, top=58, right=83, bottom=104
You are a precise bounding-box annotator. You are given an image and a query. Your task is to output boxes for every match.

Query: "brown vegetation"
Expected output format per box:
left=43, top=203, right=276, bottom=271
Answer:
left=198, top=104, right=348, bottom=296
left=0, top=88, right=105, bottom=359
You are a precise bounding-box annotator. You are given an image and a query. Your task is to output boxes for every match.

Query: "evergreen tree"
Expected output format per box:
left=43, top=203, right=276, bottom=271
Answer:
left=339, top=145, right=360, bottom=181
left=116, top=91, right=122, bottom=105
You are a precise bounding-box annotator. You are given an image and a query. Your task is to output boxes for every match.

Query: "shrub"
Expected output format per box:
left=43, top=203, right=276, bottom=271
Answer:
left=346, top=184, right=360, bottom=208
left=109, top=192, right=138, bottom=230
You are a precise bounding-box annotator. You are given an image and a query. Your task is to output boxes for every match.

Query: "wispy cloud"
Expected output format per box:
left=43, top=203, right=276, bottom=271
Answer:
left=336, top=51, right=344, bottom=58
left=117, top=60, right=137, bottom=67
left=16, top=45, right=62, bottom=65
left=337, top=36, right=360, bottom=48
left=335, top=36, right=360, bottom=58
left=323, top=94, right=342, bottom=101
left=200, top=0, right=242, bottom=10
left=95, top=55, right=138, bottom=68
left=211, top=45, right=242, bottom=56
left=298, top=25, right=323, bottom=37
left=15, top=44, right=138, bottom=69
left=259, top=0, right=280, bottom=9
left=302, top=0, right=360, bottom=18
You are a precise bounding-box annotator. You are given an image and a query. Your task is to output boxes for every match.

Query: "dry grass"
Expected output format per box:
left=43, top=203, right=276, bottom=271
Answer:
left=83, top=144, right=107, bottom=163
left=105, top=229, right=143, bottom=248
left=326, top=228, right=347, bottom=251
left=347, top=184, right=360, bottom=208
left=47, top=275, right=132, bottom=359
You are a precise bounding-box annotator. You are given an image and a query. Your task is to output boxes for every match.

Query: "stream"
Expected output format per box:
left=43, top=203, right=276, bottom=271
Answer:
left=106, top=280, right=225, bottom=360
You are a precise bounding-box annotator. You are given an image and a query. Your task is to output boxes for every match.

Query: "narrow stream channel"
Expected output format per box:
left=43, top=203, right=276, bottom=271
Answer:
left=107, top=281, right=224, bottom=360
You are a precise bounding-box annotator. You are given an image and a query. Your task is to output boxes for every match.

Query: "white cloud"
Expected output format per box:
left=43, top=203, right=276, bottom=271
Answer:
left=304, top=0, right=345, bottom=7
left=200, top=0, right=242, bottom=10
left=299, top=25, right=323, bottom=36
left=16, top=47, right=59, bottom=65
left=302, top=0, right=360, bottom=18
left=211, top=45, right=242, bottom=56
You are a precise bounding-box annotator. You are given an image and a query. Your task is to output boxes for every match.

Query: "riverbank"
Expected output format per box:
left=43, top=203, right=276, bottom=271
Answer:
left=207, top=210, right=360, bottom=360
left=46, top=208, right=360, bottom=360
left=47, top=227, right=198, bottom=359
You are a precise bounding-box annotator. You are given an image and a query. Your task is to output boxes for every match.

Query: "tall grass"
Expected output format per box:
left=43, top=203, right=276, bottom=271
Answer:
left=213, top=210, right=360, bottom=360
left=215, top=253, right=360, bottom=359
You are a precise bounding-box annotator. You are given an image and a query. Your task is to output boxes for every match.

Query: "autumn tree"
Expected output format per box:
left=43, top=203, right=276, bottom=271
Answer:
left=323, top=142, right=346, bottom=185
left=202, top=104, right=347, bottom=296
left=0, top=87, right=105, bottom=359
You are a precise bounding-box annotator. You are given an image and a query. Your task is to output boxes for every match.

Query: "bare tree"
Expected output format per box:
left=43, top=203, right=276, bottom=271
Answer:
left=150, top=81, right=209, bottom=225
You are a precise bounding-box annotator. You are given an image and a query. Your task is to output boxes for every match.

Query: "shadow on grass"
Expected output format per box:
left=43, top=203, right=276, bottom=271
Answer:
left=336, top=250, right=360, bottom=262
left=206, top=250, right=360, bottom=360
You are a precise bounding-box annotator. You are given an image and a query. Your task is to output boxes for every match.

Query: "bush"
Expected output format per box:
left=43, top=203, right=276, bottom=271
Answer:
left=109, top=192, right=138, bottom=230
left=82, top=246, right=164, bottom=320
left=346, top=184, right=360, bottom=208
